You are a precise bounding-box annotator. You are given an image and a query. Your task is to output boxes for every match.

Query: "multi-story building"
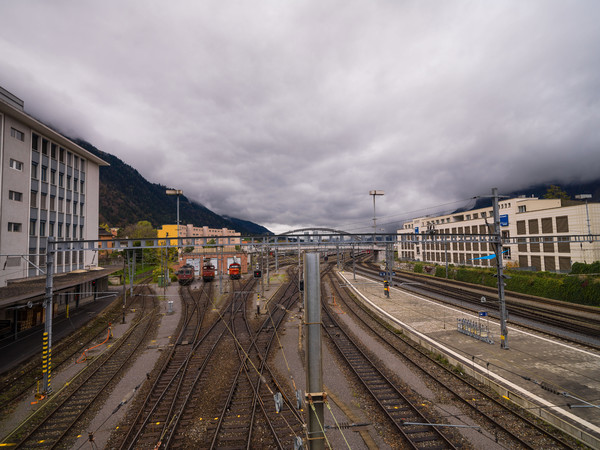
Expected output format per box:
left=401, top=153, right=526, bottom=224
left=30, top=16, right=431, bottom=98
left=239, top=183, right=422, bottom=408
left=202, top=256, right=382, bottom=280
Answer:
left=397, top=196, right=599, bottom=272
left=158, top=224, right=241, bottom=253
left=0, top=86, right=108, bottom=286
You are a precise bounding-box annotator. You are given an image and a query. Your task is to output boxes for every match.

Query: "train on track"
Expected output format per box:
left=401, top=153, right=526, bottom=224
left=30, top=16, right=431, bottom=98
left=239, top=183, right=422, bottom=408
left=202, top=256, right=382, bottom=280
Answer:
left=228, top=262, right=241, bottom=280
left=176, top=264, right=195, bottom=285
left=202, top=262, right=216, bottom=282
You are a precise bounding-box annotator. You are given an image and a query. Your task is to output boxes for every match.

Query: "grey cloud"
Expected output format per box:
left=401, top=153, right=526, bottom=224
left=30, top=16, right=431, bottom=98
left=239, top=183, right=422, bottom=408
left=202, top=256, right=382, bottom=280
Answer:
left=1, top=0, right=599, bottom=233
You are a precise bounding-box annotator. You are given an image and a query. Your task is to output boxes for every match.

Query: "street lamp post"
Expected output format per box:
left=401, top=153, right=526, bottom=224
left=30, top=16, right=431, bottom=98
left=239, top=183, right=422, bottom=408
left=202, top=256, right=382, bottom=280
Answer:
left=166, top=189, right=183, bottom=259
left=369, top=190, right=384, bottom=262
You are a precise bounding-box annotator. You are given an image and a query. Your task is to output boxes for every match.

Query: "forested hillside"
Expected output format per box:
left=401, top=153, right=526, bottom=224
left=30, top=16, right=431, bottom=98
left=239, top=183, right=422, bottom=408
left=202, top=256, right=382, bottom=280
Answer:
left=75, top=140, right=271, bottom=234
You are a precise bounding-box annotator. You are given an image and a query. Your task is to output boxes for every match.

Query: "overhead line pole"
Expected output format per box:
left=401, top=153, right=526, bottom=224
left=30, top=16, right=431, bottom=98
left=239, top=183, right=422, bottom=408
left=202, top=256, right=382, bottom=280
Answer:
left=492, top=188, right=509, bottom=350
left=42, top=238, right=55, bottom=394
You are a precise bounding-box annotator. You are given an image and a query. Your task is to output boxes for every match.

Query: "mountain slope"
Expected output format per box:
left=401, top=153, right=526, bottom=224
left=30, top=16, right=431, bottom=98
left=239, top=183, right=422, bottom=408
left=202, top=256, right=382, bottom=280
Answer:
left=75, top=140, right=271, bottom=234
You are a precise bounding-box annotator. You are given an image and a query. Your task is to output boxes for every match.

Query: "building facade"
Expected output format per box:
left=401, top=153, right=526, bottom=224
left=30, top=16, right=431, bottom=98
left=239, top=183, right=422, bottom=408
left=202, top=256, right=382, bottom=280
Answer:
left=0, top=86, right=108, bottom=286
left=158, top=224, right=241, bottom=253
left=397, top=196, right=599, bottom=272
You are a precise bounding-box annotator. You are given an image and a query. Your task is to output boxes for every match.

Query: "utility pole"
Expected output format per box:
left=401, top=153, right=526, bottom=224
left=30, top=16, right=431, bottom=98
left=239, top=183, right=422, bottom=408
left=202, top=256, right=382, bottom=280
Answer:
left=492, top=188, right=509, bottom=350
left=304, top=253, right=325, bottom=449
left=42, top=239, right=55, bottom=394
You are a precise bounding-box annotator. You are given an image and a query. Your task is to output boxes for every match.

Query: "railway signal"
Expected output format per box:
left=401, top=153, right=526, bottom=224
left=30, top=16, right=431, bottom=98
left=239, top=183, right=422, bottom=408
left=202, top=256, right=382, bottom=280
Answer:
left=384, top=280, right=390, bottom=298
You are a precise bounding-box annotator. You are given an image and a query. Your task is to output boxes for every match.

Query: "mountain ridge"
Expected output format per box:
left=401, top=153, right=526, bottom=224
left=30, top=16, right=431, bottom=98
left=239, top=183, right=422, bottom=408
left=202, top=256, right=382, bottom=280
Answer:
left=74, top=139, right=271, bottom=235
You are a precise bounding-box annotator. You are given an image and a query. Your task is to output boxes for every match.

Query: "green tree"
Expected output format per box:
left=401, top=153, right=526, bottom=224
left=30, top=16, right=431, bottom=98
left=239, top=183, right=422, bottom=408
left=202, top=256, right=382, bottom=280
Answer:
left=122, top=220, right=157, bottom=239
left=543, top=185, right=570, bottom=201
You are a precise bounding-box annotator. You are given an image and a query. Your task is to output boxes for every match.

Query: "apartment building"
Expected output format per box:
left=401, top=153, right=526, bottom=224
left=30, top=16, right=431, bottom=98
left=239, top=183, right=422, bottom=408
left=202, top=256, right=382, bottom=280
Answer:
left=0, top=86, right=108, bottom=286
left=397, top=196, right=599, bottom=272
left=158, top=224, right=241, bottom=253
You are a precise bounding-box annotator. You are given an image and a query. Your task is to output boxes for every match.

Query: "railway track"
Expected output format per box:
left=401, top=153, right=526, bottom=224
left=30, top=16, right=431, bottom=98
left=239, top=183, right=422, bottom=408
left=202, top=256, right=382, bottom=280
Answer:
left=115, top=280, right=222, bottom=449
left=2, top=284, right=159, bottom=449
left=321, top=278, right=459, bottom=449
left=0, top=276, right=153, bottom=411
left=207, top=268, right=305, bottom=448
left=326, top=270, right=581, bottom=449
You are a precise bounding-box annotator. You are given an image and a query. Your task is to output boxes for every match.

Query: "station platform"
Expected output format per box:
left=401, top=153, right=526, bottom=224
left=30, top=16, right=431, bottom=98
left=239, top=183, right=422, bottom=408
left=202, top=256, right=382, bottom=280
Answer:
left=0, top=291, right=118, bottom=375
left=338, top=270, right=600, bottom=449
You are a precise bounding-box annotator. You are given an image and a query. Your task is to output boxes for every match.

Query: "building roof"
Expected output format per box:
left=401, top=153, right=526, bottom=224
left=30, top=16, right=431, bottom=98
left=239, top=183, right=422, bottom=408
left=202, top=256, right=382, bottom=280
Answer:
left=0, top=87, right=109, bottom=167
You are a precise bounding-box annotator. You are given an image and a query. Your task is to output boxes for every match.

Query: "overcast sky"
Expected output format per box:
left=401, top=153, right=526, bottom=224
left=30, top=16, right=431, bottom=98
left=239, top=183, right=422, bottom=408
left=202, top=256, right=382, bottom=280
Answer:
left=1, top=1, right=599, bottom=233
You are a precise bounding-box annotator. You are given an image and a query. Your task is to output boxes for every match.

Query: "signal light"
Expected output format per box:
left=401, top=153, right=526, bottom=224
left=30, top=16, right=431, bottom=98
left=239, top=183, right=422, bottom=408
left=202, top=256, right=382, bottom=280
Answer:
left=253, top=270, right=262, bottom=278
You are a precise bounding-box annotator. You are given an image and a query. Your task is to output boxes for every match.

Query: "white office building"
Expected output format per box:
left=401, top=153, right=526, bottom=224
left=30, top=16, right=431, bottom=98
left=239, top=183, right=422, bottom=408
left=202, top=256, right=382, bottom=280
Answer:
left=0, top=86, right=108, bottom=286
left=398, top=196, right=599, bottom=272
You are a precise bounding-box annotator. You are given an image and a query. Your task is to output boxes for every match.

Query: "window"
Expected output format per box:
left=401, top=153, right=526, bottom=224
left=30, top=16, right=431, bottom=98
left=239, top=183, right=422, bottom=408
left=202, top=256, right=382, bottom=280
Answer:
left=73, top=155, right=78, bottom=170
left=518, top=205, right=526, bottom=213
left=9, top=190, right=23, bottom=201
left=80, top=203, right=84, bottom=215
left=41, top=139, right=48, bottom=155
left=51, top=170, right=56, bottom=185
left=58, top=198, right=64, bottom=213
left=66, top=200, right=71, bottom=214
left=73, top=201, right=77, bottom=215
left=10, top=158, right=23, bottom=171
left=49, top=223, right=54, bottom=236
left=73, top=224, right=77, bottom=239
left=30, top=220, right=36, bottom=236
left=66, top=225, right=70, bottom=238
left=41, top=193, right=47, bottom=210
left=11, top=127, right=25, bottom=141
left=30, top=191, right=37, bottom=208
left=59, top=147, right=65, bottom=163
left=59, top=173, right=64, bottom=187
left=67, top=176, right=71, bottom=190
left=556, top=216, right=569, bottom=233
left=51, top=143, right=57, bottom=160
left=31, top=163, right=38, bottom=179
left=80, top=180, right=85, bottom=192
left=73, top=178, right=78, bottom=192
left=58, top=223, right=63, bottom=238
left=80, top=159, right=85, bottom=173
left=41, top=166, right=48, bottom=182
left=32, top=133, right=39, bottom=149
left=67, top=152, right=72, bottom=167
left=50, top=195, right=56, bottom=211
left=40, top=221, right=46, bottom=237
left=8, top=222, right=22, bottom=232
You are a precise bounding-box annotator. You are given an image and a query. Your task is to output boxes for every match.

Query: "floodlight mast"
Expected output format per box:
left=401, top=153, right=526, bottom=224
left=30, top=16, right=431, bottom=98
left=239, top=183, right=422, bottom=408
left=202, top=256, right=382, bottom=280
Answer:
left=166, top=189, right=183, bottom=257
left=369, top=190, right=384, bottom=261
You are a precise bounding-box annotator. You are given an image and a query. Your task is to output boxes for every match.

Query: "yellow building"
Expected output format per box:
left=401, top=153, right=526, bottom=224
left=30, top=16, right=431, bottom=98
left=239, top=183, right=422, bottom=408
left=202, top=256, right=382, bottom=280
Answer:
left=157, top=224, right=241, bottom=252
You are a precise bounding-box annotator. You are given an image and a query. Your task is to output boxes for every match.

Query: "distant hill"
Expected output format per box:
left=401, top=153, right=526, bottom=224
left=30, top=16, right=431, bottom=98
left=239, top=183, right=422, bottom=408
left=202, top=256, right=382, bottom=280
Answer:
left=75, top=140, right=271, bottom=235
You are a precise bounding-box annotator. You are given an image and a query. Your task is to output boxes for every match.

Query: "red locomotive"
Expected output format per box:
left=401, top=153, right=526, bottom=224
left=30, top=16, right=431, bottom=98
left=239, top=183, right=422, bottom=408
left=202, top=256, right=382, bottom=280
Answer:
left=176, top=264, right=195, bottom=285
left=202, top=262, right=216, bottom=282
left=228, top=262, right=241, bottom=280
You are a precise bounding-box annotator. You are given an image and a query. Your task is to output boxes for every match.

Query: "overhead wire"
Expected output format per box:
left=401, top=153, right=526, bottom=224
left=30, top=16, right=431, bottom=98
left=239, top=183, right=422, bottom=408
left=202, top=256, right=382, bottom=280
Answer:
left=326, top=196, right=479, bottom=233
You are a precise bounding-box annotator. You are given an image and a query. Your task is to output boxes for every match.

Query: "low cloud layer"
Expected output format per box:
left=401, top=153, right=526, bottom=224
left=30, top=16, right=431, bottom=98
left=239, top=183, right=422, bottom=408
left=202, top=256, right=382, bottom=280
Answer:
left=1, top=1, right=599, bottom=233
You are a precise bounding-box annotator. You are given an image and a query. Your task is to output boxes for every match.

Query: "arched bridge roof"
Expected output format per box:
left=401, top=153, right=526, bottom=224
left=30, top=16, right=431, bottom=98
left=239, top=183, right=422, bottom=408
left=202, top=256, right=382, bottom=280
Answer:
left=280, top=227, right=350, bottom=236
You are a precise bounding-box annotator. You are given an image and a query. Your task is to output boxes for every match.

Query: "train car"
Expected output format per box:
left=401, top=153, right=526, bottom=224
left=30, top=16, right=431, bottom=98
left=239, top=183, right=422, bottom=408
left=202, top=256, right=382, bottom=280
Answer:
left=228, top=262, right=241, bottom=280
left=202, top=263, right=216, bottom=282
left=177, top=264, right=195, bottom=285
